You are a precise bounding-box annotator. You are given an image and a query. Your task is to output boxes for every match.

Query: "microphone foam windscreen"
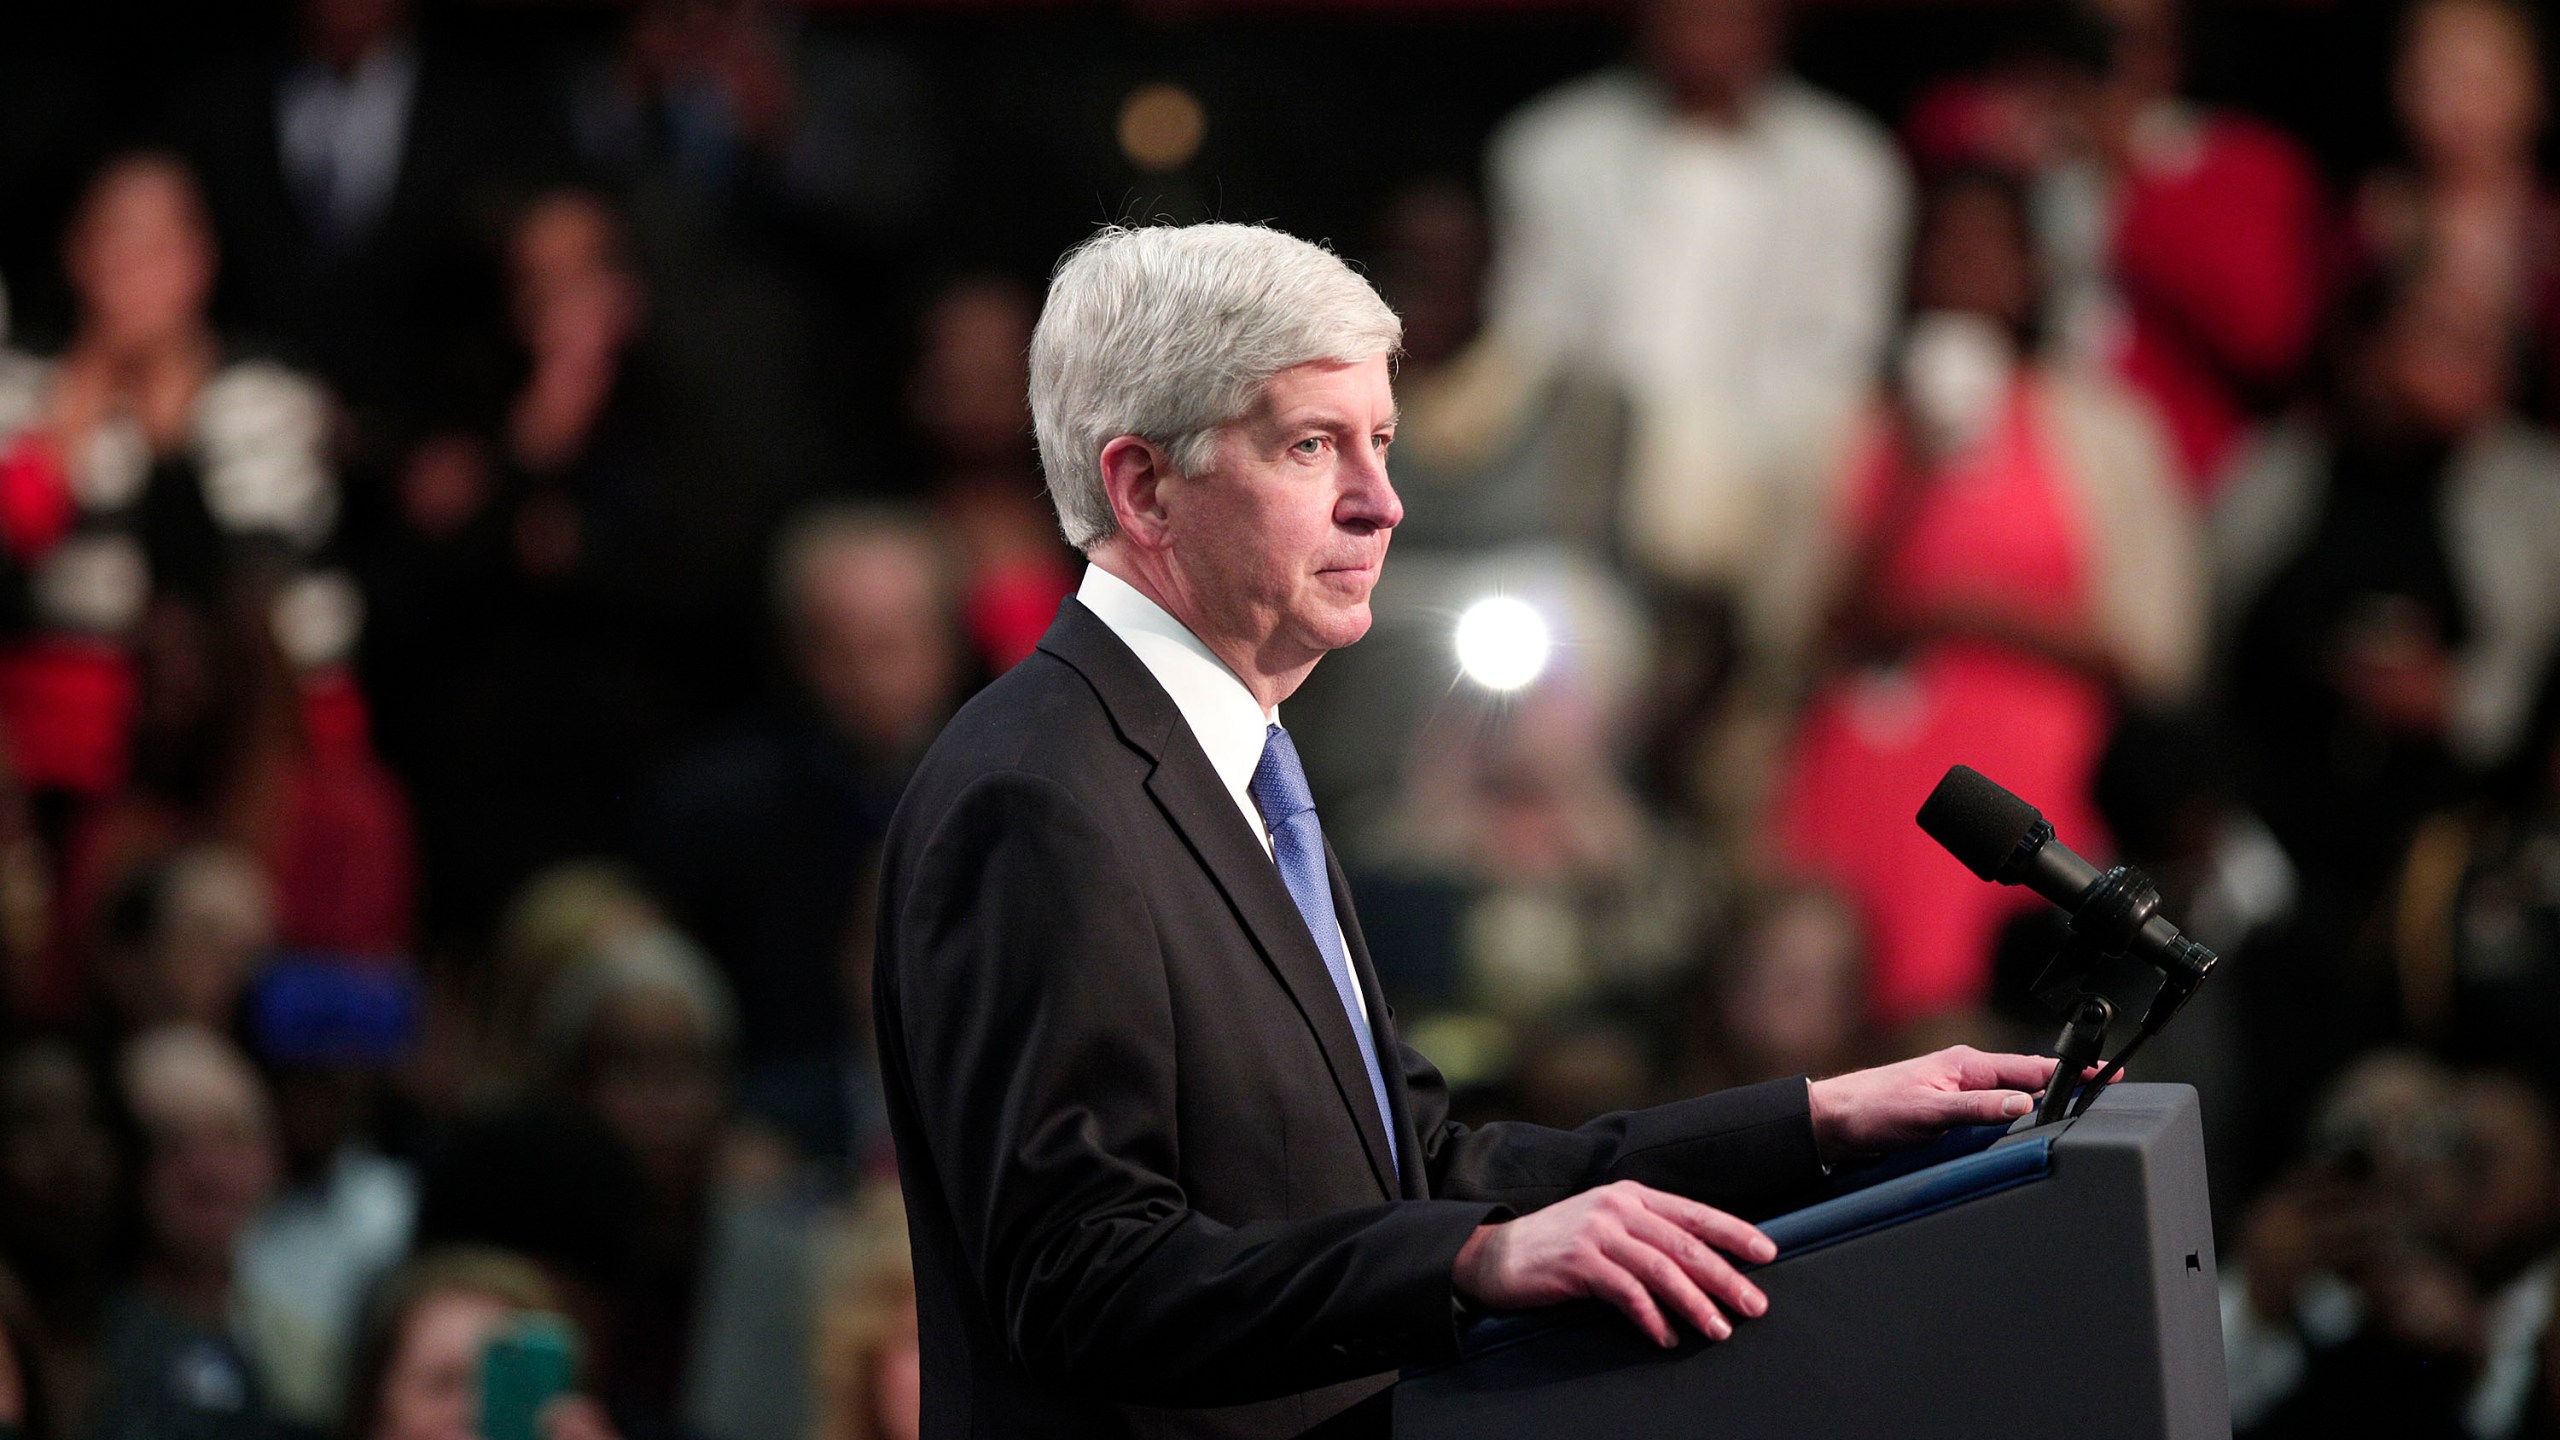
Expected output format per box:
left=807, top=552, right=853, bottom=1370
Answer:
left=1916, top=765, right=2043, bottom=883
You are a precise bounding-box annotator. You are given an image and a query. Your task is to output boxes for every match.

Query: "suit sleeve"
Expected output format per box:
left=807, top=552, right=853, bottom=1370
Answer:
left=1403, top=1045, right=1828, bottom=1222
left=886, top=769, right=1503, bottom=1406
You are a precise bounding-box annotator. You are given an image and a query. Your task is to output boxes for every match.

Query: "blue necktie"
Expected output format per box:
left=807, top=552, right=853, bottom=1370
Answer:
left=1249, top=723, right=1401, bottom=1180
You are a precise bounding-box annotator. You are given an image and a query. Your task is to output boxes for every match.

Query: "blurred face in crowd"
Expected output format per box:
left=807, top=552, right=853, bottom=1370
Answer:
left=510, top=193, right=642, bottom=366
left=2448, top=1073, right=2559, bottom=1274
left=1721, top=888, right=1865, bottom=1082
left=1910, top=178, right=2039, bottom=337
left=102, top=845, right=277, bottom=1035
left=578, top=988, right=725, bottom=1198
left=910, top=280, right=1037, bottom=469
left=2309, top=1052, right=2466, bottom=1245
left=1374, top=181, right=1491, bottom=371
left=1116, top=355, right=1402, bottom=691
left=302, top=0, right=411, bottom=72
left=792, top=530, right=960, bottom=755
left=0, top=1042, right=122, bottom=1274
left=372, top=1288, right=520, bottom=1440
left=155, top=847, right=277, bottom=1030
left=65, top=156, right=217, bottom=357
left=1639, top=0, right=1783, bottom=119
left=1456, top=686, right=1627, bottom=883
left=2085, top=0, right=2183, bottom=102
left=124, top=1029, right=280, bottom=1279
left=2397, top=0, right=2544, bottom=176
left=2377, top=271, right=2514, bottom=437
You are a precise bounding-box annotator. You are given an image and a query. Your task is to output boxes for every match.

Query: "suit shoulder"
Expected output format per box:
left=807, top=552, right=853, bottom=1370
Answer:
left=892, top=651, right=1136, bottom=833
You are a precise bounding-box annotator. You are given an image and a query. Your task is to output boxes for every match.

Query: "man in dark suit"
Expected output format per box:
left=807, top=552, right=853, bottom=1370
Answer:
left=874, top=222, right=2057, bottom=1439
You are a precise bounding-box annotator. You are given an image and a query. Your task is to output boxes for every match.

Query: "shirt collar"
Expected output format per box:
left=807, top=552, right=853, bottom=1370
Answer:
left=1076, top=564, right=1275, bottom=835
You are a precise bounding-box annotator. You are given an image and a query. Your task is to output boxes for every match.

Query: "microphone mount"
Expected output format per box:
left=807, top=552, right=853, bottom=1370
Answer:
left=1919, top=765, right=2223, bottom=1126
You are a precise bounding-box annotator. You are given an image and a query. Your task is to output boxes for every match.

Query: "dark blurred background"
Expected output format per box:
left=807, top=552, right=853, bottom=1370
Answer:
left=5, top=1, right=2560, bottom=1438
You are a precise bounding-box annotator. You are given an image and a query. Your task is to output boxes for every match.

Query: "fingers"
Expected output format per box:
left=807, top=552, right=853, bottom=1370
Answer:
left=1571, top=1184, right=1774, bottom=1347
left=1624, top=1205, right=1768, bottom=1322
left=1636, top=1186, right=1779, bottom=1266
left=1599, top=1226, right=1731, bottom=1342
left=1586, top=1253, right=1679, bottom=1348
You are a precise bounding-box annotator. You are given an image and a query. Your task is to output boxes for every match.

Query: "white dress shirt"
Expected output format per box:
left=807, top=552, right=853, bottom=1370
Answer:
left=1076, top=564, right=1371, bottom=1019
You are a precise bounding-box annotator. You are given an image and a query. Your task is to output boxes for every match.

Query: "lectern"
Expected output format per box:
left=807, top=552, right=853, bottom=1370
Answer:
left=1396, top=1083, right=2230, bottom=1440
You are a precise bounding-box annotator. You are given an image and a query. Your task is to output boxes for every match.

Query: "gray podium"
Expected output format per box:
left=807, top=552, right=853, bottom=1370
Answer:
left=1396, top=1083, right=2230, bottom=1440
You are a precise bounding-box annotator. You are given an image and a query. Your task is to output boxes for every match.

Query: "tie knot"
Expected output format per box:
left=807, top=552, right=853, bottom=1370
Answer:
left=1249, top=723, right=1316, bottom=829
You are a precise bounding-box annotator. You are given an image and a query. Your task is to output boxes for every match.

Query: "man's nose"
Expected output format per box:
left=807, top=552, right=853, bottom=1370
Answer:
left=1340, top=445, right=1403, bottom=531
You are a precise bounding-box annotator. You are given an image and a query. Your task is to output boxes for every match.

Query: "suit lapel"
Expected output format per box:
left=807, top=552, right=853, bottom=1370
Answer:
left=1038, top=601, right=1401, bottom=1197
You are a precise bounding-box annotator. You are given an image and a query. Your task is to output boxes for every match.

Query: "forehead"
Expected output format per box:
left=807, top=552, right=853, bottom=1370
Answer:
left=1247, top=354, right=1396, bottom=424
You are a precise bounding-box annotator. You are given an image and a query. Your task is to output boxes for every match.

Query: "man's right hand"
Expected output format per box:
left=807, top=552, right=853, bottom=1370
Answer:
left=1449, top=1180, right=1777, bottom=1348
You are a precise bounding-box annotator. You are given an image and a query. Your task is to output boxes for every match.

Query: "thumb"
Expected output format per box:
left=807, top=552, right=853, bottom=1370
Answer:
left=1962, top=1091, right=2036, bottom=1123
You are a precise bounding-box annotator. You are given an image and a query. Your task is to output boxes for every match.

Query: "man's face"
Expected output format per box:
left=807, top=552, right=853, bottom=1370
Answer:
left=1161, top=355, right=1402, bottom=679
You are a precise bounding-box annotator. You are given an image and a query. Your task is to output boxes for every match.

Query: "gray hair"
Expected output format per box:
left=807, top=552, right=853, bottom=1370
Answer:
left=1028, top=223, right=1403, bottom=550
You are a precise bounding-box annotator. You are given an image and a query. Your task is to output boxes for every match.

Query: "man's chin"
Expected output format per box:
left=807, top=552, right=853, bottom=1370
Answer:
left=1300, top=604, right=1374, bottom=657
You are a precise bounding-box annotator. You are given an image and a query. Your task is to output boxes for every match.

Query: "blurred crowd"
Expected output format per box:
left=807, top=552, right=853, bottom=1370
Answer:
left=1, top=0, right=2559, bottom=1435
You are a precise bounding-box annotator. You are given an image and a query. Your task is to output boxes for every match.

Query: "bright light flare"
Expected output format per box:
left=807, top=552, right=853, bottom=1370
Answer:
left=1454, top=595, right=1552, bottom=692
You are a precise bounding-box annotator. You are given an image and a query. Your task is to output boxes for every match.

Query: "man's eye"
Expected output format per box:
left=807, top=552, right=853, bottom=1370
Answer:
left=1372, top=433, right=1393, bottom=453
left=1292, top=437, right=1327, bottom=456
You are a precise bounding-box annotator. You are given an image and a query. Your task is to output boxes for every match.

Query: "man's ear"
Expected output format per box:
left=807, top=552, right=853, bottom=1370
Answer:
left=1099, top=435, right=1177, bottom=551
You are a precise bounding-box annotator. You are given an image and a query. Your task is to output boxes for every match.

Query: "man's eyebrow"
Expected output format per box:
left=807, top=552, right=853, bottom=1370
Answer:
left=1270, top=407, right=1399, bottom=433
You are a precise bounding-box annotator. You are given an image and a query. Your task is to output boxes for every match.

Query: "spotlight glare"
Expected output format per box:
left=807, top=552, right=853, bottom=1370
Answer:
left=1454, top=596, right=1551, bottom=692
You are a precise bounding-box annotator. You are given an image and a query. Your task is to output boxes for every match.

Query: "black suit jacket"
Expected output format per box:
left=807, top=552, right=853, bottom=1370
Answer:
left=875, top=600, right=1826, bottom=1439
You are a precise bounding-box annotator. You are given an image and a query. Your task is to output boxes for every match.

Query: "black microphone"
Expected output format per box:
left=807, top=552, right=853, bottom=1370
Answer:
left=1916, top=764, right=2216, bottom=986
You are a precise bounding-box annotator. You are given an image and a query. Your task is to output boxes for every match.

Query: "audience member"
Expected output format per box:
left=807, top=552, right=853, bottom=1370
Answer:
left=642, top=505, right=963, bottom=1171
left=47, top=586, right=413, bottom=1030
left=2227, top=1057, right=2560, bottom=1440
left=536, top=924, right=818, bottom=1440
left=407, top=1108, right=648, bottom=1432
left=366, top=189, right=716, bottom=949
left=235, top=970, right=421, bottom=1430
left=92, top=1025, right=284, bottom=1440
left=2216, top=262, right=2560, bottom=906
left=0, top=1037, right=129, bottom=1437
left=1482, top=0, right=1910, bottom=600
left=1768, top=167, right=2204, bottom=1033
left=2353, top=0, right=2560, bottom=421
left=0, top=154, right=357, bottom=823
left=339, top=1246, right=619, bottom=1440
left=180, top=0, right=570, bottom=461
left=1906, top=0, right=2328, bottom=494
left=2386, top=656, right=2560, bottom=1099
left=558, top=0, right=941, bottom=534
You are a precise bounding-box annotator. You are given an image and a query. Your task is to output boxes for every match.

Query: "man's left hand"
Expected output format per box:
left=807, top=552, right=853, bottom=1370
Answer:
left=1807, top=1046, right=2056, bottom=1166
